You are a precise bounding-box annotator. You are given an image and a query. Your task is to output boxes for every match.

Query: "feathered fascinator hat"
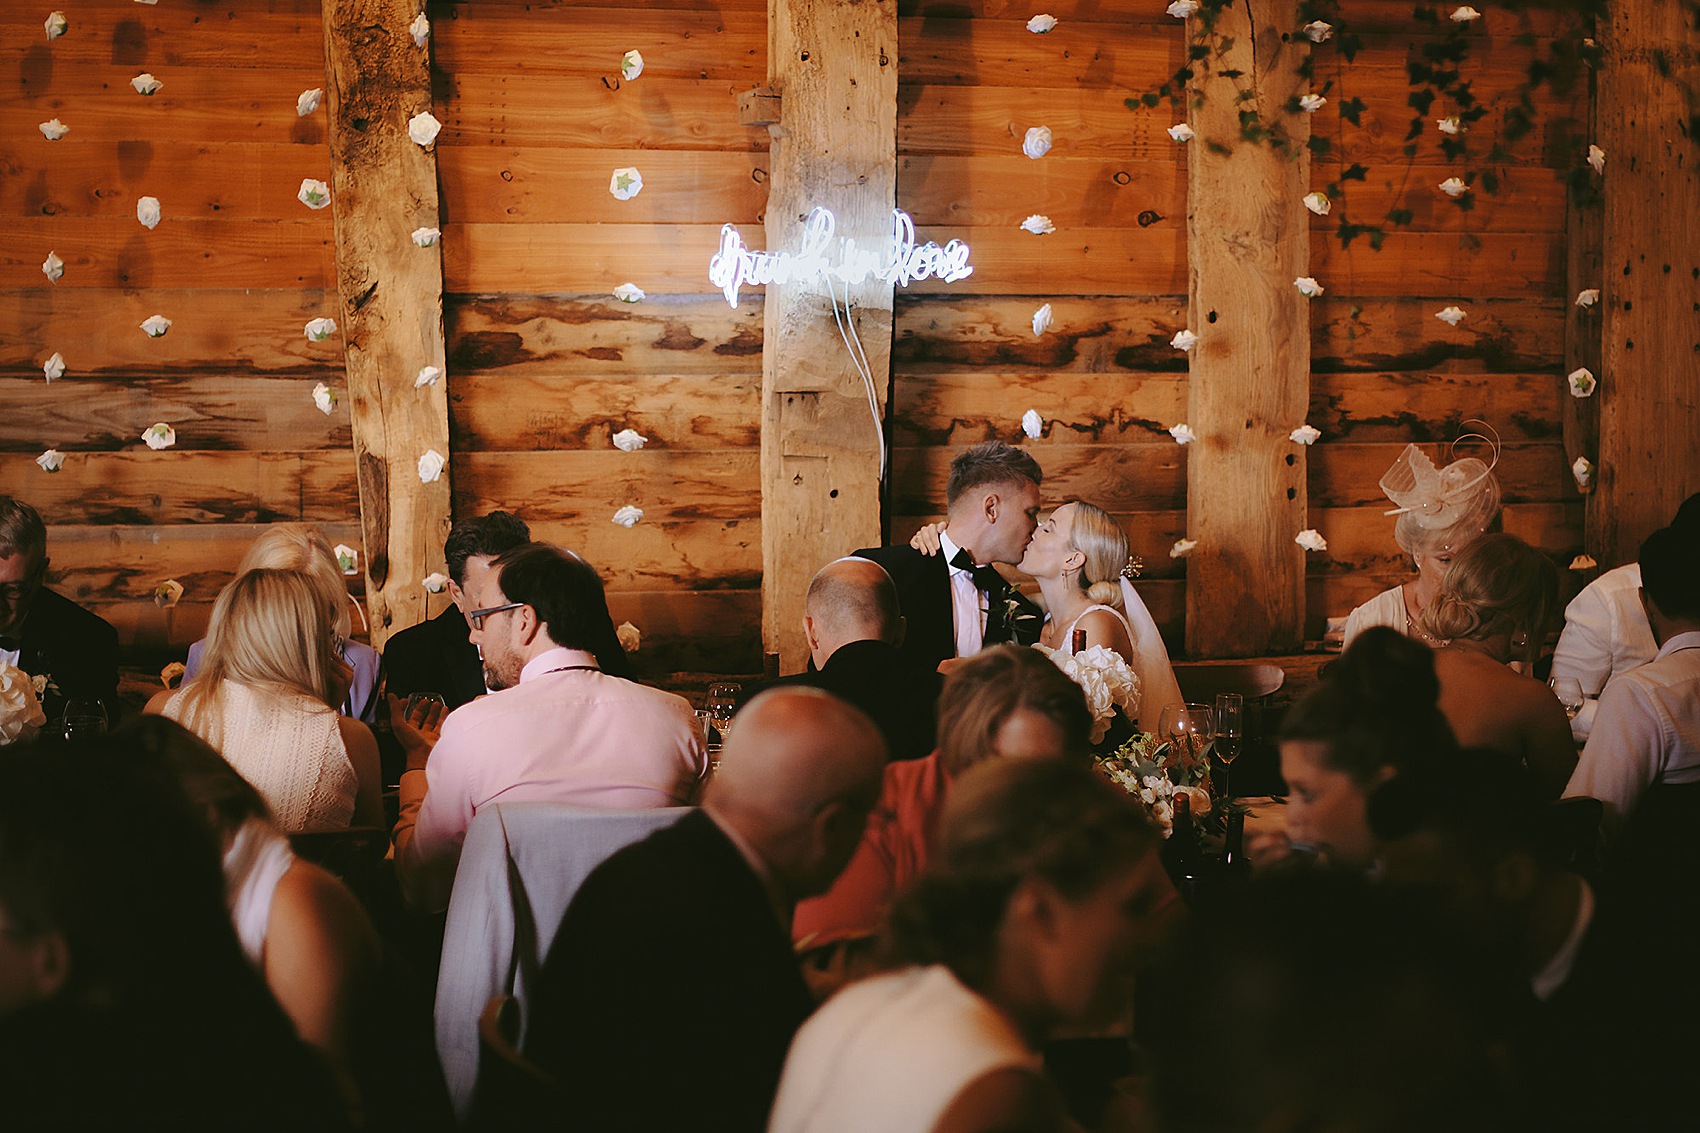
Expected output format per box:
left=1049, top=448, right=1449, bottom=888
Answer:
left=1380, top=422, right=1503, bottom=554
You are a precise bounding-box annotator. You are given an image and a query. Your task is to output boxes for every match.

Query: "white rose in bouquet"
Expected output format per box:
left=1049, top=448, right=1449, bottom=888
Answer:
left=1039, top=643, right=1140, bottom=745
left=0, top=663, right=48, bottom=746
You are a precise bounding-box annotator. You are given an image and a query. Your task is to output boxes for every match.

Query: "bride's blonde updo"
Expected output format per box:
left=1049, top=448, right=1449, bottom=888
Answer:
left=1066, top=501, right=1132, bottom=611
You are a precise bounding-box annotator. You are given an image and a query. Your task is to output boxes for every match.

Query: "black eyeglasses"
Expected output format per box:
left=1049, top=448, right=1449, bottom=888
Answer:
left=467, top=601, right=525, bottom=631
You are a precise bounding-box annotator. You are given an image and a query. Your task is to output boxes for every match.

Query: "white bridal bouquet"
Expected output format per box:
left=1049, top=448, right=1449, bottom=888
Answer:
left=1035, top=643, right=1139, bottom=745
left=0, top=662, right=47, bottom=746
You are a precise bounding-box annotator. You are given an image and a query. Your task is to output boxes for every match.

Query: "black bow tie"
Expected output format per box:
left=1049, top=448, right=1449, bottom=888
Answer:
left=0, top=635, right=20, bottom=653
left=949, top=549, right=1006, bottom=595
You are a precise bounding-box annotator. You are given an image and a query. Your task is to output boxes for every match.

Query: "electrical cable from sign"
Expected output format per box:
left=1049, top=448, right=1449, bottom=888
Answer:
left=824, top=273, right=888, bottom=479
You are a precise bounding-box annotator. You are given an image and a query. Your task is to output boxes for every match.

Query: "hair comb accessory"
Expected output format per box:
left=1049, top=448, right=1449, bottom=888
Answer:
left=1120, top=556, right=1143, bottom=580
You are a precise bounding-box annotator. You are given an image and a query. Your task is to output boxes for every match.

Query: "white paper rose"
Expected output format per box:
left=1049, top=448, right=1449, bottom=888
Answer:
left=1437, top=116, right=1462, bottom=135
left=1587, top=145, right=1605, bottom=174
left=423, top=572, right=449, bottom=593
left=1298, top=93, right=1326, bottom=113
left=417, top=449, right=446, bottom=483
left=141, top=422, right=176, bottom=449
left=410, top=13, right=431, bottom=46
left=312, top=382, right=337, bottom=414
left=1569, top=554, right=1597, bottom=571
left=154, top=579, right=184, bottom=609
left=621, top=50, right=644, bottom=80
left=45, top=11, right=68, bottom=39
left=411, top=226, right=441, bottom=248
left=36, top=449, right=64, bottom=474
left=611, top=428, right=648, bottom=452
left=304, top=316, right=338, bottom=342
left=1031, top=303, right=1054, bottom=336
left=1290, top=424, right=1321, bottom=445
left=140, top=315, right=172, bottom=338
left=1568, top=367, right=1597, bottom=398
left=1170, top=538, right=1197, bottom=559
left=1450, top=6, right=1482, bottom=20
left=612, top=282, right=646, bottom=303
left=43, top=353, right=65, bottom=382
left=1022, top=409, right=1044, bottom=439
left=1304, top=191, right=1331, bottom=215
left=39, top=119, right=69, bottom=141
left=131, top=72, right=163, bottom=96
left=612, top=505, right=644, bottom=528
left=1435, top=305, right=1467, bottom=326
left=1575, top=288, right=1600, bottom=308
left=298, top=178, right=331, bottom=210
left=136, top=195, right=162, bottom=229
left=609, top=167, right=644, bottom=200
left=408, top=111, right=442, bottom=147
left=1170, top=328, right=1199, bottom=352
left=1302, top=20, right=1333, bottom=41
left=1027, top=13, right=1058, bottom=32
left=1167, top=123, right=1195, bottom=143
left=0, top=664, right=47, bottom=747
left=1439, top=176, right=1467, bottom=198
left=42, top=251, right=64, bottom=283
left=1294, top=276, right=1324, bottom=297
left=1167, top=0, right=1200, bottom=15
left=161, top=661, right=186, bottom=688
left=334, top=544, right=359, bottom=574
left=1571, top=456, right=1595, bottom=490
left=415, top=365, right=443, bottom=388
left=1022, top=126, right=1053, bottom=159
left=1169, top=423, right=1197, bottom=445
left=1020, top=214, right=1056, bottom=235
left=1295, top=528, right=1328, bottom=552
left=298, top=88, right=323, bottom=116
left=616, top=621, right=642, bottom=653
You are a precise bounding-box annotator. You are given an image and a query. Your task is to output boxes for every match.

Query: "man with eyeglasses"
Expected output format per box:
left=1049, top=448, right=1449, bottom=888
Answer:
left=0, top=496, right=119, bottom=730
left=389, top=542, right=706, bottom=913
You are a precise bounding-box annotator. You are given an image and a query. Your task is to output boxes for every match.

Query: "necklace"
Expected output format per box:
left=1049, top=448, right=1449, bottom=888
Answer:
left=1401, top=586, right=1449, bottom=648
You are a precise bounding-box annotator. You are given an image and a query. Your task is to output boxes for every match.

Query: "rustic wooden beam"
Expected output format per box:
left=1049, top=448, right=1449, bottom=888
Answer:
left=760, top=0, right=898, bottom=673
left=321, top=0, right=452, bottom=647
left=738, top=86, right=782, bottom=127
left=1182, top=0, right=1310, bottom=657
left=1595, top=0, right=1700, bottom=564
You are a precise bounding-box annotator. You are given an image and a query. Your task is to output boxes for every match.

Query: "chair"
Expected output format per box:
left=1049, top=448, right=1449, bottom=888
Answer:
left=434, top=802, right=690, bottom=1121
left=1172, top=662, right=1287, bottom=705
left=467, top=994, right=558, bottom=1130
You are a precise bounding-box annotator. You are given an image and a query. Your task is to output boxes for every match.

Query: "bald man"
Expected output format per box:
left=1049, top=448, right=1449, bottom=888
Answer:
left=767, top=557, right=944, bottom=760
left=526, top=688, right=887, bottom=1133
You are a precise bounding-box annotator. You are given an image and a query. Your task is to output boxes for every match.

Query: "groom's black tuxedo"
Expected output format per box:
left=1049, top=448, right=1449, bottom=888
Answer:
left=851, top=545, right=1041, bottom=675
left=11, top=587, right=120, bottom=727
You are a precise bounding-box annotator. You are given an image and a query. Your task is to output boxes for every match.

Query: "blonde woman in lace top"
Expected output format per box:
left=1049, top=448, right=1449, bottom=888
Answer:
left=148, top=569, right=382, bottom=832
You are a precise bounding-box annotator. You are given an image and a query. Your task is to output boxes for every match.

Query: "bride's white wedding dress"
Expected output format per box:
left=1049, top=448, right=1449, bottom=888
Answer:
left=1052, top=580, right=1184, bottom=735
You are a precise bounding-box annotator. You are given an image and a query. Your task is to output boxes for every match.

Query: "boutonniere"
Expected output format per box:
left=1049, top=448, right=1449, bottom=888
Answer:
left=1003, top=592, right=1045, bottom=646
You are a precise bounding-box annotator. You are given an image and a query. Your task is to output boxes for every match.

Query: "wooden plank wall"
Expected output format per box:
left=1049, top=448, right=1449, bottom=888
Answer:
left=0, top=0, right=357, bottom=659
left=429, top=0, right=770, bottom=674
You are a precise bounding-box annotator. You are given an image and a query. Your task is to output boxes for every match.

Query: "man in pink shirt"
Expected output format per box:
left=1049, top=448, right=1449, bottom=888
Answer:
left=392, top=543, right=706, bottom=912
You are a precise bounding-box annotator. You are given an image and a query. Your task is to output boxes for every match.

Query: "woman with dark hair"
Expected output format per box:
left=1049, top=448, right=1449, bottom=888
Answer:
left=0, top=736, right=349, bottom=1129
left=1276, top=626, right=1459, bottom=870
left=770, top=757, right=1174, bottom=1133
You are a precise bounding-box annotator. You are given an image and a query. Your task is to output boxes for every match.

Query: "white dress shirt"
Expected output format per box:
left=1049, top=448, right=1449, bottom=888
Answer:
left=936, top=530, right=987, bottom=660
left=1551, top=564, right=1658, bottom=742
left=1563, top=629, right=1700, bottom=839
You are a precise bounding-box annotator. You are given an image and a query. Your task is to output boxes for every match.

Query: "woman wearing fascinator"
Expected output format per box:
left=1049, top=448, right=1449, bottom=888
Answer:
left=912, top=500, right=1183, bottom=734
left=1343, top=426, right=1503, bottom=649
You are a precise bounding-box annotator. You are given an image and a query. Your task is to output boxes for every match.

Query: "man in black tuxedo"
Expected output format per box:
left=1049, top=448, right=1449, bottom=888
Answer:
left=769, top=556, right=942, bottom=760
left=526, top=688, right=887, bottom=1133
left=854, top=440, right=1045, bottom=674
left=382, top=509, right=531, bottom=710
left=0, top=496, right=119, bottom=729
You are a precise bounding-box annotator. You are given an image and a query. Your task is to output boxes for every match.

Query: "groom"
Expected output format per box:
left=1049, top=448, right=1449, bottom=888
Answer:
left=854, top=441, right=1044, bottom=675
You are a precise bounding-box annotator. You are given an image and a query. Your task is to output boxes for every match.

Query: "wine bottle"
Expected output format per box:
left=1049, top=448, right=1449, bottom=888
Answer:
left=1071, top=626, right=1087, bottom=653
left=1221, top=808, right=1249, bottom=879
left=1162, top=791, right=1202, bottom=902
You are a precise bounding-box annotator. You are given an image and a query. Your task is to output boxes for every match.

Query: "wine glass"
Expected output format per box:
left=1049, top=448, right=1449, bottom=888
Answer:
left=705, top=682, right=742, bottom=747
left=1214, top=693, right=1245, bottom=798
left=1158, top=703, right=1214, bottom=769
left=1550, top=676, right=1585, bottom=721
left=59, top=698, right=108, bottom=742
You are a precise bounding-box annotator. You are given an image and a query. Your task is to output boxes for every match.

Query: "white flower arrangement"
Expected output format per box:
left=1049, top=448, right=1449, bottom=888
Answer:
left=1572, top=456, right=1595, bottom=490
left=1167, top=123, right=1195, bottom=143
left=1435, top=305, right=1467, bottom=326
left=36, top=449, right=65, bottom=474
left=1587, top=145, right=1606, bottom=174
left=1020, top=214, right=1056, bottom=235
left=1450, top=6, right=1482, bottom=21
left=1294, top=276, right=1324, bottom=297
left=611, top=428, right=648, bottom=452
left=1166, top=0, right=1200, bottom=16
left=335, top=544, right=360, bottom=574
left=1027, top=13, right=1058, bottom=33
left=154, top=579, right=184, bottom=609
left=1439, top=176, right=1467, bottom=198
left=1021, top=409, right=1044, bottom=439
left=1438, top=116, right=1463, bottom=135
left=42, top=251, right=64, bottom=283
left=423, top=572, right=450, bottom=593
left=1568, top=367, right=1597, bottom=398
left=1298, top=93, right=1326, bottom=113
left=609, top=167, right=644, bottom=200
left=411, top=226, right=441, bottom=248
left=141, top=422, right=176, bottom=449
left=1169, top=422, right=1197, bottom=445
left=304, top=316, right=338, bottom=342
left=298, top=88, right=324, bottom=116
left=1170, top=538, right=1198, bottom=559
left=408, top=111, right=442, bottom=147
left=1569, top=554, right=1597, bottom=571
left=312, top=382, right=337, bottom=414
left=1295, top=528, right=1328, bottom=552
left=1037, top=643, right=1140, bottom=746
left=1302, top=20, right=1333, bottom=41
left=43, top=353, right=65, bottom=382
left=612, top=505, right=645, bottom=528
left=298, top=178, right=331, bottom=210
left=1170, top=328, right=1199, bottom=352
left=0, top=663, right=48, bottom=747
left=1304, top=191, right=1331, bottom=215
left=1022, top=126, right=1053, bottom=159
left=1574, top=288, right=1600, bottom=308
left=136, top=196, right=162, bottom=229
left=141, top=315, right=173, bottom=338
left=417, top=449, right=446, bottom=483
left=410, top=13, right=431, bottom=46
left=1094, top=731, right=1214, bottom=836
left=612, top=282, right=646, bottom=303
left=1031, top=303, right=1054, bottom=336
left=39, top=119, right=69, bottom=141
left=621, top=50, right=644, bottom=80
left=415, top=365, right=443, bottom=388
left=1290, top=424, right=1321, bottom=445
left=45, top=12, right=68, bottom=40
left=131, top=73, right=163, bottom=96
left=617, top=621, right=642, bottom=653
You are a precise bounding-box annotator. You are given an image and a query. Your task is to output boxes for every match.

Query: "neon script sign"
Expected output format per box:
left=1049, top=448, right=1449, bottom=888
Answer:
left=708, top=207, right=973, bottom=308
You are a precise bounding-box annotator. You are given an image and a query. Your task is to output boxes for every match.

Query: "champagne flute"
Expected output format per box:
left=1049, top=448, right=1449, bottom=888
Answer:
left=705, top=682, right=742, bottom=747
left=1214, top=693, right=1245, bottom=798
left=1550, top=676, right=1585, bottom=721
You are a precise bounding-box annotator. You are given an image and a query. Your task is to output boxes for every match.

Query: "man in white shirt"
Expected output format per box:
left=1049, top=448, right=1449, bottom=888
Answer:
left=1563, top=522, right=1700, bottom=840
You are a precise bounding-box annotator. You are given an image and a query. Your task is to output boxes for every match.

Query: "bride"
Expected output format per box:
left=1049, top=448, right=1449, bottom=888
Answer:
left=913, top=500, right=1183, bottom=734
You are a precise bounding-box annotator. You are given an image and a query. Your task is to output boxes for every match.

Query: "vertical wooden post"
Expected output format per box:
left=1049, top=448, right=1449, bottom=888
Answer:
left=321, top=1, right=452, bottom=647
left=760, top=0, right=898, bottom=672
left=1183, top=0, right=1310, bottom=657
left=1595, top=0, right=1700, bottom=564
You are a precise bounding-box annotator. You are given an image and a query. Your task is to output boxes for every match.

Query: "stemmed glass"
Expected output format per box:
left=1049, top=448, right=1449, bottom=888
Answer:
left=705, top=682, right=742, bottom=748
left=1550, top=676, right=1585, bottom=720
left=1213, top=693, right=1245, bottom=799
left=59, top=698, right=107, bottom=742
left=1158, top=702, right=1215, bottom=772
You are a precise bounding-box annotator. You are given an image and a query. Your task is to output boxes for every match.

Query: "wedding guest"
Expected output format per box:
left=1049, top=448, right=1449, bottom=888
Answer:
left=526, top=688, right=887, bottom=1133
left=149, top=569, right=384, bottom=834
left=0, top=737, right=351, bottom=1129
left=384, top=510, right=530, bottom=711
left=1551, top=492, right=1700, bottom=741
left=1417, top=533, right=1577, bottom=797
left=0, top=495, right=119, bottom=728
left=1343, top=436, right=1502, bottom=649
left=769, top=757, right=1175, bottom=1133
left=766, top=556, right=943, bottom=761
left=1562, top=523, right=1700, bottom=840
left=854, top=441, right=1044, bottom=674
left=1276, top=627, right=1458, bottom=871
left=792, top=645, right=1091, bottom=968
left=185, top=523, right=380, bottom=723
left=390, top=543, right=704, bottom=913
